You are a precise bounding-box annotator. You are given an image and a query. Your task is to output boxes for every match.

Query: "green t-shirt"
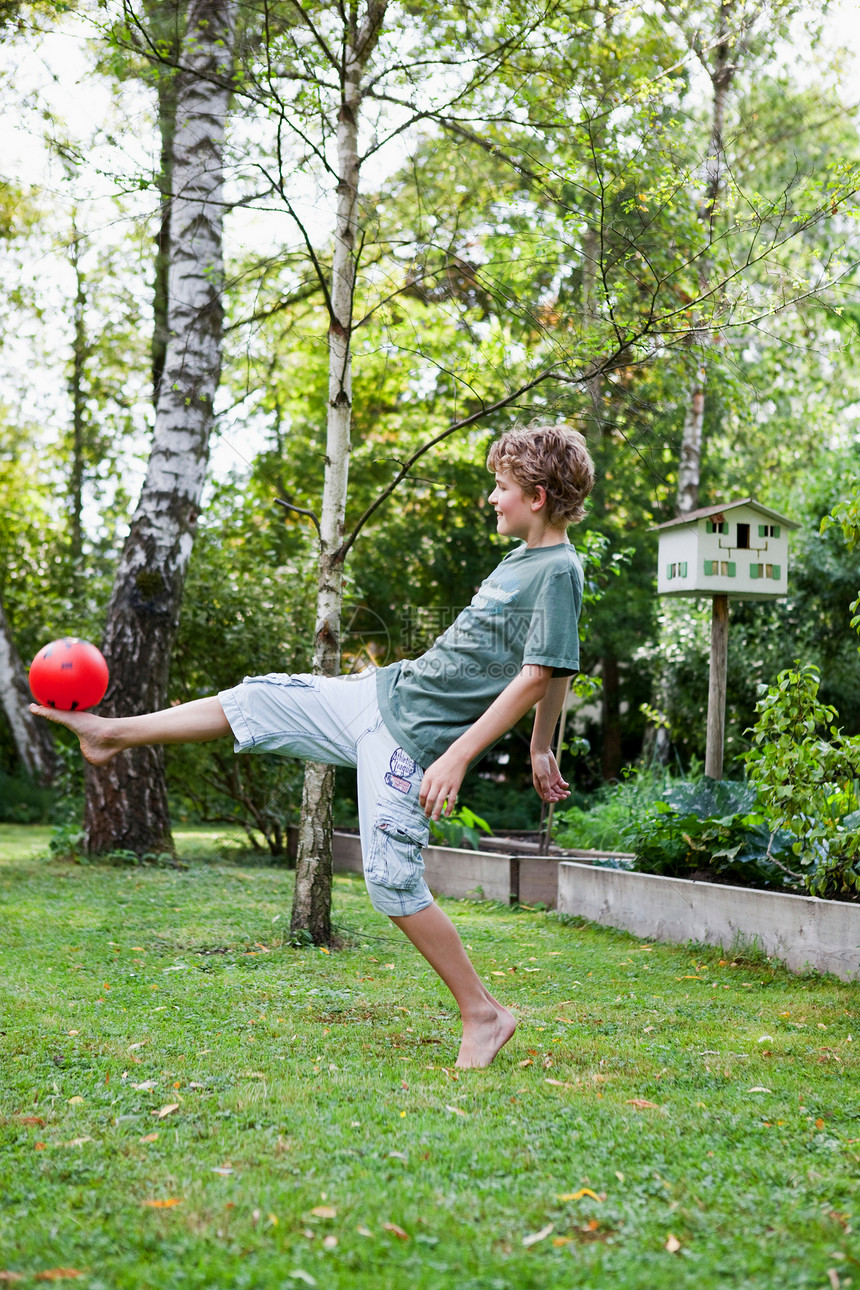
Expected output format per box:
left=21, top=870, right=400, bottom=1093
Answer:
left=376, top=541, right=583, bottom=768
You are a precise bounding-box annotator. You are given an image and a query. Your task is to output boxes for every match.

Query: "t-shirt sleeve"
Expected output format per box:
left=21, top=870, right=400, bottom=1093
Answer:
left=521, top=566, right=582, bottom=672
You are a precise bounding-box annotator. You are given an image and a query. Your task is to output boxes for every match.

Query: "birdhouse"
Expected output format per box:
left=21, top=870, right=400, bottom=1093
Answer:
left=653, top=499, right=798, bottom=601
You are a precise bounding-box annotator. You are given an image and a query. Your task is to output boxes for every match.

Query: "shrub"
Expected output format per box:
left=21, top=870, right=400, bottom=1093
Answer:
left=618, top=777, right=803, bottom=891
left=746, top=662, right=860, bottom=900
left=0, top=770, right=55, bottom=824
left=552, top=766, right=676, bottom=853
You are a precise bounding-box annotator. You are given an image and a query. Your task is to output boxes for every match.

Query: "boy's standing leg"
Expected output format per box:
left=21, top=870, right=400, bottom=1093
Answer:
left=391, top=904, right=516, bottom=1068
left=356, top=721, right=515, bottom=1068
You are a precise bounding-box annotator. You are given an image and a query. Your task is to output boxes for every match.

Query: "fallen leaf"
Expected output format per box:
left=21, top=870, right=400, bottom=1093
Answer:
left=35, top=1142, right=47, bottom=1151
left=665, top=1233, right=682, bottom=1253
left=546, top=1078, right=576, bottom=1089
left=558, top=1188, right=602, bottom=1202
left=310, top=1206, right=337, bottom=1219
left=132, top=1080, right=158, bottom=1091
left=65, top=1137, right=93, bottom=1148
left=322, top=1236, right=338, bottom=1249
left=18, top=1116, right=45, bottom=1127
left=34, top=1273, right=85, bottom=1282
left=153, top=1103, right=180, bottom=1119
left=445, top=1105, right=467, bottom=1117
left=67, top=1097, right=84, bottom=1106
left=356, top=1226, right=374, bottom=1237
left=748, top=1087, right=772, bottom=1094
left=518, top=1059, right=533, bottom=1068
left=0, top=1275, right=23, bottom=1283
left=552, top=1236, right=573, bottom=1246
left=626, top=1098, right=659, bottom=1110
left=286, top=1273, right=317, bottom=1286
left=522, top=1222, right=554, bottom=1248
left=211, top=1166, right=234, bottom=1176
left=383, top=1222, right=409, bottom=1240
left=139, top=1133, right=159, bottom=1143
left=127, top=1042, right=147, bottom=1052
left=142, top=1198, right=182, bottom=1208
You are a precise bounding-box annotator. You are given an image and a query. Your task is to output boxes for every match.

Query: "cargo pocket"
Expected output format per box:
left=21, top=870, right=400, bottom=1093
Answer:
left=365, top=800, right=429, bottom=891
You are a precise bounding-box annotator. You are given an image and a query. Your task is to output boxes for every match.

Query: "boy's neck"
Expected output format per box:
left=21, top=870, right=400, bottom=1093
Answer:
left=523, top=520, right=569, bottom=549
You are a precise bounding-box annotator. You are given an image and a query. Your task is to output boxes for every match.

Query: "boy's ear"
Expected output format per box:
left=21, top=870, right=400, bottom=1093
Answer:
left=530, top=485, right=547, bottom=512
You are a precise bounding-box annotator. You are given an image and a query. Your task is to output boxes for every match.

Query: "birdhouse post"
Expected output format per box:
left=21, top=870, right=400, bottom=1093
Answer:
left=652, top=500, right=798, bottom=778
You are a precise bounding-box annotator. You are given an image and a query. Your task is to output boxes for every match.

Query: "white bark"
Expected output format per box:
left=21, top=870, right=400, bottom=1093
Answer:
left=84, top=0, right=238, bottom=854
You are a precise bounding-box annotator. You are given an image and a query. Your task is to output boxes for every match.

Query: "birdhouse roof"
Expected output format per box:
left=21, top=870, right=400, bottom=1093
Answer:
left=651, top=499, right=799, bottom=532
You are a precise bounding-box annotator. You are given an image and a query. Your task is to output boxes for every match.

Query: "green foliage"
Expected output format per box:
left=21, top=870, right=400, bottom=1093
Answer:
left=620, top=777, right=803, bottom=891
left=746, top=662, right=860, bottom=900
left=428, top=804, right=492, bottom=851
left=0, top=769, right=54, bottom=824
left=822, top=478, right=860, bottom=653
left=553, top=767, right=674, bottom=853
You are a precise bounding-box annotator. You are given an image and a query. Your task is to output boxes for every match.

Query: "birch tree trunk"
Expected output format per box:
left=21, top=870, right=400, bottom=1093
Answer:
left=290, top=0, right=387, bottom=943
left=0, top=600, right=58, bottom=785
left=83, top=0, right=237, bottom=855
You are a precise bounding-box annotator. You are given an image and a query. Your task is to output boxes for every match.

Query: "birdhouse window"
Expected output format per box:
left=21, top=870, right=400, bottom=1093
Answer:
left=737, top=523, right=750, bottom=549
left=758, top=524, right=780, bottom=538
left=666, top=562, right=688, bottom=579
left=706, top=519, right=728, bottom=534
left=704, top=560, right=736, bottom=576
left=750, top=563, right=781, bottom=580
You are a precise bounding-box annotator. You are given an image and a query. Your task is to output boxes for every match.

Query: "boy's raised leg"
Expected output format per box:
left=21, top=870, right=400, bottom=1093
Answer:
left=28, top=696, right=231, bottom=765
left=390, top=902, right=516, bottom=1068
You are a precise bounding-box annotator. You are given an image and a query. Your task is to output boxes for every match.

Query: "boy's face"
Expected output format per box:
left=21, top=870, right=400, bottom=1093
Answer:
left=488, top=470, right=543, bottom=541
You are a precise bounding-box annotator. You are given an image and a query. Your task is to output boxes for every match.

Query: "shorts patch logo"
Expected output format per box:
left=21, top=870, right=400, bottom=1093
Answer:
left=389, top=748, right=418, bottom=779
left=384, top=773, right=411, bottom=794
left=385, top=748, right=419, bottom=795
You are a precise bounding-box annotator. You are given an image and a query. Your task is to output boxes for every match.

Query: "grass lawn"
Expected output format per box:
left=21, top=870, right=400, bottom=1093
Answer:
left=0, top=824, right=858, bottom=1289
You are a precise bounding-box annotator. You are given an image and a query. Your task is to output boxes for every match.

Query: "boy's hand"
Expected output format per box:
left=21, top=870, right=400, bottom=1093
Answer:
left=419, top=749, right=469, bottom=821
left=531, top=749, right=570, bottom=803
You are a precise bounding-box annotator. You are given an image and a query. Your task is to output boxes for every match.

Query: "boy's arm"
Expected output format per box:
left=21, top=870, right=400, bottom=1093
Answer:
left=530, top=674, right=571, bottom=804
left=419, top=664, right=553, bottom=821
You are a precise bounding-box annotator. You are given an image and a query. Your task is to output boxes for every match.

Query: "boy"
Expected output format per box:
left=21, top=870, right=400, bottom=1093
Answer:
left=31, top=422, right=595, bottom=1068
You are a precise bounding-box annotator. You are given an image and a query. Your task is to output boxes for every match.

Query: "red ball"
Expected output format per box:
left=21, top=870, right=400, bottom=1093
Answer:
left=29, top=638, right=109, bottom=711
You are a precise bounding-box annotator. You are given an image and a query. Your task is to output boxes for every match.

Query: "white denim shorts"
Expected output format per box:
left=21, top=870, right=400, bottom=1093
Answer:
left=218, top=669, right=433, bottom=916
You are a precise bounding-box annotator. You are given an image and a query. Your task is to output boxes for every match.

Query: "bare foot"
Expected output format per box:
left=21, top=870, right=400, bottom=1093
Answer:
left=456, top=1001, right=517, bottom=1069
left=29, top=704, right=123, bottom=766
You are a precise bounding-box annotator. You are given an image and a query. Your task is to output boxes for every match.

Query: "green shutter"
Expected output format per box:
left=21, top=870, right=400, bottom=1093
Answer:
left=666, top=564, right=673, bottom=579
left=750, top=564, right=760, bottom=580
left=772, top=526, right=780, bottom=539
left=758, top=524, right=766, bottom=537
left=704, top=560, right=713, bottom=575
left=727, top=562, right=736, bottom=577
left=706, top=520, right=714, bottom=534
left=771, top=564, right=781, bottom=579
left=680, top=562, right=687, bottom=577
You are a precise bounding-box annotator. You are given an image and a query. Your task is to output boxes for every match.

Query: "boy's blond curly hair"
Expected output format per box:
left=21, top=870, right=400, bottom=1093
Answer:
left=486, top=421, right=595, bottom=526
